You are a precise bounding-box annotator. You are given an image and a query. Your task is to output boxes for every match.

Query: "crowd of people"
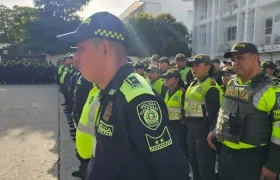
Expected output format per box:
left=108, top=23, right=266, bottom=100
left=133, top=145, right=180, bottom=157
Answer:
left=0, top=60, right=56, bottom=84
left=57, top=12, right=280, bottom=180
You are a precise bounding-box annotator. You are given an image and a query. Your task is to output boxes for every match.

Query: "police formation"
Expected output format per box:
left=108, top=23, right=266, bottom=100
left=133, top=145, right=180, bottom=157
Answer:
left=57, top=11, right=280, bottom=180
left=0, top=60, right=56, bottom=84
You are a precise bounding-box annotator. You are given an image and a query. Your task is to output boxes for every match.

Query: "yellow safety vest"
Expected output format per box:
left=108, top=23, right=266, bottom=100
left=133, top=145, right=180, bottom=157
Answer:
left=164, top=89, right=184, bottom=120
left=152, top=78, right=164, bottom=95
left=60, top=69, right=68, bottom=84
left=76, top=86, right=100, bottom=159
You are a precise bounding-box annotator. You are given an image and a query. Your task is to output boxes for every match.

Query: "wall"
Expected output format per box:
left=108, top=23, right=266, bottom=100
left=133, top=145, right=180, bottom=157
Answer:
left=254, top=3, right=280, bottom=46
left=44, top=54, right=65, bottom=65
left=140, top=0, right=194, bottom=32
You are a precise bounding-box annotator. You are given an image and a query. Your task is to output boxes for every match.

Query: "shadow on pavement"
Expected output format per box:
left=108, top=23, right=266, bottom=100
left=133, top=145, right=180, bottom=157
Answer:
left=0, top=84, right=61, bottom=180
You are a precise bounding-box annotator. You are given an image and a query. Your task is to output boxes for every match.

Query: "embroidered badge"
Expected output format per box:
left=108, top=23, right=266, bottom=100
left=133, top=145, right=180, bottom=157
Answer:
left=97, top=121, right=114, bottom=137
left=103, top=102, right=113, bottom=121
left=145, top=126, right=173, bottom=152
left=136, top=101, right=162, bottom=130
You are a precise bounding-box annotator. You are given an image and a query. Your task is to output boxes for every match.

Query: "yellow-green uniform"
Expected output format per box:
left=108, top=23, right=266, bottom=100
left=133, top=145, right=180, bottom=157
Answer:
left=179, top=66, right=191, bottom=84
left=184, top=77, right=223, bottom=180
left=164, top=88, right=188, bottom=158
left=216, top=74, right=280, bottom=179
left=76, top=85, right=100, bottom=159
left=151, top=78, right=167, bottom=97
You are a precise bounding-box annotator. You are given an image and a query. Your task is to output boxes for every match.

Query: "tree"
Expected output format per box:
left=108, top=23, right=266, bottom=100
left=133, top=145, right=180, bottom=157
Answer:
left=126, top=12, right=191, bottom=57
left=0, top=5, right=14, bottom=43
left=10, top=6, right=38, bottom=46
left=15, top=0, right=92, bottom=54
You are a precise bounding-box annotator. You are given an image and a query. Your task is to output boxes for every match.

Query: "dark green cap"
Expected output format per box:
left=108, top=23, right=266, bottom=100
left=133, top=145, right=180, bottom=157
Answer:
left=224, top=42, right=259, bottom=59
left=186, top=54, right=212, bottom=66
left=161, top=69, right=181, bottom=79
left=261, top=61, right=276, bottom=69
left=147, top=66, right=160, bottom=73
left=211, top=57, right=220, bottom=64
left=175, top=53, right=186, bottom=61
left=158, top=57, right=170, bottom=64
left=133, top=61, right=144, bottom=69
left=151, top=54, right=160, bottom=62
left=220, top=66, right=234, bottom=75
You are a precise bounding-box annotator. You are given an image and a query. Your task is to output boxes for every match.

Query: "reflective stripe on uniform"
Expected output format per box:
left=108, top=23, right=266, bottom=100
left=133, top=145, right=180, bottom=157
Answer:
left=271, top=122, right=280, bottom=145
left=168, top=107, right=181, bottom=113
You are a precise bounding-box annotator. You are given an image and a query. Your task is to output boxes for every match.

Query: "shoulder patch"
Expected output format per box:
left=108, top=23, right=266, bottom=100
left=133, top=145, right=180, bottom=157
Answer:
left=124, top=76, right=143, bottom=88
left=136, top=100, right=162, bottom=130
left=145, top=126, right=173, bottom=152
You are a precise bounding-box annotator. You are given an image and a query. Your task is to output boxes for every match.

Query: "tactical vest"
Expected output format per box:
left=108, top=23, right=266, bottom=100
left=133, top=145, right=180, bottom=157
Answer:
left=152, top=78, right=164, bottom=95
left=184, top=78, right=222, bottom=118
left=180, top=66, right=190, bottom=83
left=215, top=77, right=272, bottom=146
left=164, top=89, right=184, bottom=120
left=76, top=86, right=100, bottom=159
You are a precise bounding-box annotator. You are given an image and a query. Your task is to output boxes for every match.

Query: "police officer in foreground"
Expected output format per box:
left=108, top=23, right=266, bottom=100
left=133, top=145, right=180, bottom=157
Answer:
left=207, top=42, right=280, bottom=180
left=185, top=54, right=222, bottom=180
left=57, top=11, right=191, bottom=180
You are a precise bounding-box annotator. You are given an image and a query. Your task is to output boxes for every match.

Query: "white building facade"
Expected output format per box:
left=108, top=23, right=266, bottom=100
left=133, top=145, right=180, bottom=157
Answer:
left=192, top=0, right=280, bottom=63
left=120, top=0, right=194, bottom=33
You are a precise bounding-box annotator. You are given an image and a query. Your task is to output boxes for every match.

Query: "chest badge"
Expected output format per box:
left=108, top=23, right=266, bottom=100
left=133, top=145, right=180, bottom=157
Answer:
left=103, top=101, right=113, bottom=121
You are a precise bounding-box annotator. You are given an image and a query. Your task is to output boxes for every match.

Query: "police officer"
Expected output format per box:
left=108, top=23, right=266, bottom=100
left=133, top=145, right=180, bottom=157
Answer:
left=158, top=57, right=170, bottom=74
left=147, top=66, right=168, bottom=97
left=220, top=66, right=234, bottom=93
left=211, top=57, right=223, bottom=86
left=185, top=54, right=223, bottom=180
left=261, top=61, right=277, bottom=77
left=151, top=54, right=160, bottom=67
left=207, top=42, right=280, bottom=180
left=161, top=69, right=188, bottom=158
left=74, top=85, right=100, bottom=179
left=133, top=61, right=146, bottom=77
left=175, top=53, right=194, bottom=88
left=57, top=11, right=191, bottom=180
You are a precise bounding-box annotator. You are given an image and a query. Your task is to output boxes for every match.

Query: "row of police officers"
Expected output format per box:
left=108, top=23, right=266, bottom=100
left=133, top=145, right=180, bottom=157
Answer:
left=0, top=60, right=56, bottom=84
left=56, top=11, right=280, bottom=180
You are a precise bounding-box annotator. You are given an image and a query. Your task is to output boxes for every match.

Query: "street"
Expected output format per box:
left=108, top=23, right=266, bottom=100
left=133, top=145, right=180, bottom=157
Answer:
left=0, top=84, right=79, bottom=180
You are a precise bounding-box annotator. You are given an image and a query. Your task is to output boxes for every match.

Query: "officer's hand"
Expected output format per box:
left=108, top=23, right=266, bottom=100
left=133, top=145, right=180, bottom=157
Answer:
left=207, top=131, right=216, bottom=150
left=260, top=167, right=277, bottom=180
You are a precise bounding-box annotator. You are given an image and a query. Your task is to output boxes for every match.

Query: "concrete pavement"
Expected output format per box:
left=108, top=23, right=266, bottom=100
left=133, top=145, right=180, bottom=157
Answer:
left=0, top=84, right=79, bottom=180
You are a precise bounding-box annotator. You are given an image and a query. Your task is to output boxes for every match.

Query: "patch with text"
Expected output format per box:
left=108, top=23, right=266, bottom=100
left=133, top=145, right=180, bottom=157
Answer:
left=136, top=100, right=162, bottom=130
left=97, top=121, right=114, bottom=137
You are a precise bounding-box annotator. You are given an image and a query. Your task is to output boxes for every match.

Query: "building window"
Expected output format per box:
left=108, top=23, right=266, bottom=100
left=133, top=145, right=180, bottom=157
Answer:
left=227, top=26, right=237, bottom=41
left=187, top=10, right=193, bottom=20
left=265, top=17, right=273, bottom=35
left=275, top=14, right=280, bottom=22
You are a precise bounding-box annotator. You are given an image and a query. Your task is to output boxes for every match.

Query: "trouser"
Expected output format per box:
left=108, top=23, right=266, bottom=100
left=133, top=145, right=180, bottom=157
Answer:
left=186, top=120, right=216, bottom=180
left=219, top=144, right=269, bottom=180
left=76, top=152, right=90, bottom=178
left=168, top=120, right=188, bottom=158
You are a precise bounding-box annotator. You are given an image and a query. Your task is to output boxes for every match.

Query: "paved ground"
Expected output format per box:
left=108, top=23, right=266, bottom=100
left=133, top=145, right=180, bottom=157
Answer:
left=0, top=84, right=79, bottom=180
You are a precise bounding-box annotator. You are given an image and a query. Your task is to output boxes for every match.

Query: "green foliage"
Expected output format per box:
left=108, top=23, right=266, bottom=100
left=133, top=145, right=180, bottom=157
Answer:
left=0, top=5, right=14, bottom=43
left=126, top=12, right=191, bottom=57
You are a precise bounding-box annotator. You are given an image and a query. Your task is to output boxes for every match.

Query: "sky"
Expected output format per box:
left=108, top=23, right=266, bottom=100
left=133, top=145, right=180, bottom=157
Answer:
left=0, top=0, right=134, bottom=17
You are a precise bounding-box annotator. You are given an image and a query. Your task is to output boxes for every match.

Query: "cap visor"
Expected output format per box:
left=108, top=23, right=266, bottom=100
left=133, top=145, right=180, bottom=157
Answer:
left=160, top=74, right=170, bottom=79
left=186, top=59, right=204, bottom=67
left=57, top=31, right=87, bottom=47
left=224, top=50, right=238, bottom=59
